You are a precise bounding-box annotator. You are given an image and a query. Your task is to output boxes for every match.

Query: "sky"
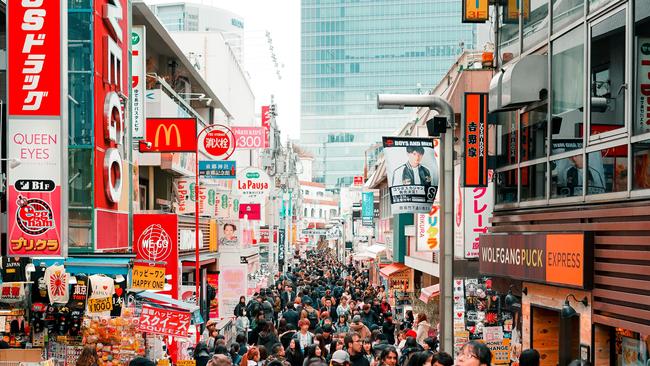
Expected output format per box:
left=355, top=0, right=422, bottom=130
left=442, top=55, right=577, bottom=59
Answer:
left=147, top=0, right=302, bottom=141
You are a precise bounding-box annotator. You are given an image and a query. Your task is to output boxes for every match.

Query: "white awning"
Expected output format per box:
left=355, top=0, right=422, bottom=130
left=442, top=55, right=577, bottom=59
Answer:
left=366, top=244, right=386, bottom=255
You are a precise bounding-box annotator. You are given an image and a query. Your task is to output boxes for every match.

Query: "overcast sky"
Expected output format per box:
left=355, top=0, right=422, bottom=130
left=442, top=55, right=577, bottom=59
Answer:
left=147, top=0, right=302, bottom=141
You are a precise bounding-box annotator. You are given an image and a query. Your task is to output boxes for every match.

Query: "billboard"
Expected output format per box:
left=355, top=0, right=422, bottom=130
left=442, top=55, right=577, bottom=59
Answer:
left=218, top=265, right=248, bottom=318
left=463, top=93, right=489, bottom=187
left=140, top=118, right=198, bottom=152
left=233, top=127, right=266, bottom=149
left=237, top=167, right=271, bottom=203
left=382, top=137, right=439, bottom=214
left=133, top=214, right=179, bottom=298
left=7, top=0, right=65, bottom=256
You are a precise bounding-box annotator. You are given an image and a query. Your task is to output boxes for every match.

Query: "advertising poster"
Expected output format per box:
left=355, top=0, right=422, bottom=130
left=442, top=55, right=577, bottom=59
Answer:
left=453, top=165, right=465, bottom=259
left=139, top=305, right=191, bottom=338
left=261, top=105, right=271, bottom=148
left=216, top=191, right=240, bottom=219
left=131, top=26, right=146, bottom=139
left=237, top=167, right=271, bottom=203
left=133, top=214, right=179, bottom=299
left=206, top=273, right=219, bottom=319
left=217, top=219, right=241, bottom=250
left=361, top=192, right=374, bottom=227
left=382, top=137, right=439, bottom=214
left=233, top=127, right=266, bottom=149
left=218, top=265, right=248, bottom=319
left=239, top=203, right=262, bottom=221
left=415, top=197, right=441, bottom=252
left=636, top=38, right=650, bottom=134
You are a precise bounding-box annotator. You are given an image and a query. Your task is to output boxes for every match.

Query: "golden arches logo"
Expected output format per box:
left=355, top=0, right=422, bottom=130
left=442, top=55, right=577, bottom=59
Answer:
left=154, top=123, right=181, bottom=147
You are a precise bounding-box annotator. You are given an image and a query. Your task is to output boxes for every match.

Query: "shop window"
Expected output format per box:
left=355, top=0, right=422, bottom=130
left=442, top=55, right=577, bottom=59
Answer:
left=523, top=0, right=548, bottom=51
left=520, top=162, right=547, bottom=201
left=496, top=111, right=518, bottom=168
left=69, top=208, right=92, bottom=250
left=587, top=144, right=627, bottom=194
left=633, top=2, right=650, bottom=135
left=590, top=9, right=627, bottom=138
left=69, top=149, right=93, bottom=207
left=552, top=0, right=584, bottom=34
left=611, top=329, right=650, bottom=365
left=520, top=104, right=548, bottom=161
left=552, top=25, right=584, bottom=156
left=632, top=139, right=650, bottom=190
left=499, top=3, right=520, bottom=62
left=551, top=155, right=585, bottom=198
left=69, top=0, right=92, bottom=10
left=68, top=73, right=93, bottom=146
left=495, top=169, right=518, bottom=204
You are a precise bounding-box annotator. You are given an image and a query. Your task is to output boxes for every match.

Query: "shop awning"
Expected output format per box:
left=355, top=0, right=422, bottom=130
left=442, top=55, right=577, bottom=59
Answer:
left=365, top=244, right=386, bottom=256
left=61, top=257, right=132, bottom=275
left=380, top=263, right=409, bottom=277
left=180, top=252, right=219, bottom=267
left=134, top=291, right=203, bottom=324
left=419, top=284, right=440, bottom=303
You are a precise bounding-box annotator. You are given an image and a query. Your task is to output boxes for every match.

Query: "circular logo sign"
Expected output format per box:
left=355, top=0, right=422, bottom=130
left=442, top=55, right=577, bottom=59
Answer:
left=15, top=196, right=55, bottom=235
left=132, top=32, right=140, bottom=45
left=136, top=224, right=172, bottom=262
left=203, top=126, right=236, bottom=160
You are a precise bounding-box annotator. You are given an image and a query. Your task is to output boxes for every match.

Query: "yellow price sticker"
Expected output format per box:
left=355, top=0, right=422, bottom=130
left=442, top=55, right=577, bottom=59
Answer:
left=132, top=265, right=166, bottom=290
left=177, top=360, right=196, bottom=366
left=87, top=297, right=113, bottom=313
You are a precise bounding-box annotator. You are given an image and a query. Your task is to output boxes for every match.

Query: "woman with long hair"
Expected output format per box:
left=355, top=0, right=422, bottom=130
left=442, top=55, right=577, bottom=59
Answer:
left=414, top=314, right=430, bottom=345
left=76, top=346, right=99, bottom=366
left=302, top=345, right=325, bottom=366
left=286, top=339, right=304, bottom=366
left=377, top=347, right=399, bottom=366
left=240, top=346, right=261, bottom=366
left=361, top=338, right=374, bottom=364
left=406, top=352, right=432, bottom=366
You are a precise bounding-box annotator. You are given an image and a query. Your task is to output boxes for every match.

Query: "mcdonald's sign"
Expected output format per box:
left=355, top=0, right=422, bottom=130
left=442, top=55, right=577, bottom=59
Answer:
left=140, top=118, right=197, bottom=152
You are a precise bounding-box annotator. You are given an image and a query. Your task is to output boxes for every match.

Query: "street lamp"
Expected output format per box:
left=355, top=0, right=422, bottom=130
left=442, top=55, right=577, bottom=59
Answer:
left=376, top=94, right=455, bottom=352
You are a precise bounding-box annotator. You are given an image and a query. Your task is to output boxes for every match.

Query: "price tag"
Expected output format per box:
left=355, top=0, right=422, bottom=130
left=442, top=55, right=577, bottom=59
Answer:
left=87, top=297, right=113, bottom=313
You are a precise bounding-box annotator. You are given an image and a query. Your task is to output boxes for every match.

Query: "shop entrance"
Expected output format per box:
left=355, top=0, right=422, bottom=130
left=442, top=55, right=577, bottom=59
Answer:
left=531, top=306, right=580, bottom=366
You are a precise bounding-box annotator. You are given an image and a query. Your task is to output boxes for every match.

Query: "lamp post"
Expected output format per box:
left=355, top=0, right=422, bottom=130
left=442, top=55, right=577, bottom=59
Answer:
left=194, top=124, right=236, bottom=343
left=376, top=94, right=455, bottom=352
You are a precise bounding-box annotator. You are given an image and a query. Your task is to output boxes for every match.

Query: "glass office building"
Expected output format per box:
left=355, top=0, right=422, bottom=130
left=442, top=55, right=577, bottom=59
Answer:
left=301, top=0, right=476, bottom=186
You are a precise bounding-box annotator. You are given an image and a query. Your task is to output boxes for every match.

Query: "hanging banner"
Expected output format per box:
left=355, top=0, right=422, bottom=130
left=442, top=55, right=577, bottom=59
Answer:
left=139, top=305, right=191, bottom=338
left=383, top=137, right=439, bottom=214
left=454, top=165, right=465, bottom=259
left=133, top=214, right=179, bottom=298
left=199, top=161, right=236, bottom=179
left=140, top=118, right=197, bottom=152
left=233, top=127, right=266, bottom=149
left=464, top=171, right=494, bottom=258
left=217, top=219, right=241, bottom=250
left=463, top=93, right=489, bottom=187
left=174, top=179, right=217, bottom=216
left=462, top=0, right=489, bottom=23
left=261, top=106, right=271, bottom=148
left=237, top=167, right=271, bottom=203
left=636, top=37, right=650, bottom=134
left=7, top=0, right=65, bottom=257
left=218, top=265, right=248, bottom=319
left=278, top=229, right=286, bottom=262
left=415, top=199, right=441, bottom=252
left=131, top=26, right=146, bottom=139
left=239, top=203, right=262, bottom=221
left=361, top=192, right=374, bottom=227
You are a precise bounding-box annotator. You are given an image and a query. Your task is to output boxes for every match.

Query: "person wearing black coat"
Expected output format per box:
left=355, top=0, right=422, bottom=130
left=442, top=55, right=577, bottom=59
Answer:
left=283, top=304, right=300, bottom=328
left=381, top=313, right=396, bottom=345
left=235, top=296, right=247, bottom=317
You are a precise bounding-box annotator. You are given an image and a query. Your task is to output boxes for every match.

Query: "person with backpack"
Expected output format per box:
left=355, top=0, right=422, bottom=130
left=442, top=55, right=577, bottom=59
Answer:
left=303, top=300, right=320, bottom=331
left=398, top=338, right=422, bottom=366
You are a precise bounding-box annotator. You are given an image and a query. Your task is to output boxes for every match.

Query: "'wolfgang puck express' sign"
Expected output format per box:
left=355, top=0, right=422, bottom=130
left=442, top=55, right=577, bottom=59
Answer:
left=479, top=233, right=593, bottom=289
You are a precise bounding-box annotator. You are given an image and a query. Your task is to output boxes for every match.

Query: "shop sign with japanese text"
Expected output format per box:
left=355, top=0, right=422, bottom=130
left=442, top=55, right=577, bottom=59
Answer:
left=199, top=161, right=236, bottom=179
left=463, top=93, right=489, bottom=187
left=233, top=127, right=266, bottom=149
left=237, top=167, right=271, bottom=203
left=479, top=233, right=593, bottom=289
left=361, top=192, right=374, bottom=227
left=132, top=265, right=165, bottom=290
left=636, top=37, right=650, bottom=134
left=261, top=106, right=271, bottom=148
left=131, top=26, right=146, bottom=139
left=454, top=168, right=494, bottom=259
left=133, top=214, right=179, bottom=298
left=138, top=304, right=191, bottom=338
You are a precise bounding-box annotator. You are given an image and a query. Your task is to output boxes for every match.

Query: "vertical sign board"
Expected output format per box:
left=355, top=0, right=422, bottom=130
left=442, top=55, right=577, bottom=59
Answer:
left=462, top=0, right=489, bottom=23
left=504, top=0, right=531, bottom=24
left=361, top=192, right=374, bottom=227
left=133, top=214, right=180, bottom=299
left=7, top=0, right=64, bottom=256
left=131, top=26, right=146, bottom=139
left=218, top=265, right=248, bottom=318
left=637, top=38, right=650, bottom=134
left=463, top=93, right=489, bottom=187
left=261, top=105, right=271, bottom=148
left=94, top=0, right=130, bottom=251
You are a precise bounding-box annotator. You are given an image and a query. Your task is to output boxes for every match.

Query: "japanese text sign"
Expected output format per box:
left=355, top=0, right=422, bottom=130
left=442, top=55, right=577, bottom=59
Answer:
left=462, top=0, right=489, bottom=23
left=362, top=192, right=374, bottom=227
left=463, top=93, right=489, bottom=187
left=201, top=126, right=236, bottom=160
left=132, top=265, right=165, bottom=290
left=261, top=105, right=271, bottom=148
left=199, top=161, right=236, bottom=179
left=140, top=118, right=197, bottom=152
left=455, top=169, right=494, bottom=259
left=233, top=127, right=266, bottom=149
left=133, top=214, right=179, bottom=298
left=138, top=304, right=191, bottom=338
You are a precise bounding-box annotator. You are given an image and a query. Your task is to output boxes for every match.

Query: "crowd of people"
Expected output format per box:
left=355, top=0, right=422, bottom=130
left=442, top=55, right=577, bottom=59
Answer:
left=195, top=250, right=463, bottom=366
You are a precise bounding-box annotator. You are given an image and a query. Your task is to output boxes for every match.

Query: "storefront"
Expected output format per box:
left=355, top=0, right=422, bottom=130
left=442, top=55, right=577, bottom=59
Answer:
left=379, top=263, right=413, bottom=319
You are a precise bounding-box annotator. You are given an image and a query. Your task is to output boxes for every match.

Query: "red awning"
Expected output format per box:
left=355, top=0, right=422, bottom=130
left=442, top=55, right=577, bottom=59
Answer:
left=379, top=263, right=409, bottom=278
left=419, top=284, right=440, bottom=303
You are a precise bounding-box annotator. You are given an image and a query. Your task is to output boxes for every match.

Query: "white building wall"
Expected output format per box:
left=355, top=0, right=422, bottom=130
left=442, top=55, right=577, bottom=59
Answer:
left=299, top=157, right=313, bottom=182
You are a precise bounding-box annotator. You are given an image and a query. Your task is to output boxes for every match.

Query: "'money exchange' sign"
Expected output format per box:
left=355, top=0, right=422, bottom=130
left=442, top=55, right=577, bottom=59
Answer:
left=479, top=233, right=593, bottom=289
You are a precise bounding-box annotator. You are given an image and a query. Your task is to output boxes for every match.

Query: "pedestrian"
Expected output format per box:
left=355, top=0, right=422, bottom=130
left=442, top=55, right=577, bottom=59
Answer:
left=76, top=346, right=99, bottom=366
left=258, top=320, right=280, bottom=352
left=330, top=350, right=351, bottom=366
left=267, top=343, right=291, bottom=366
left=345, top=332, right=370, bottom=366
left=401, top=312, right=414, bottom=331
left=361, top=339, right=374, bottom=364
left=241, top=347, right=261, bottom=366
left=398, top=338, right=422, bottom=366
left=420, top=338, right=436, bottom=354
left=235, top=296, right=248, bottom=317
left=518, top=349, right=540, bottom=366
left=284, top=304, right=301, bottom=328
left=210, top=354, right=234, bottom=366
left=431, top=352, right=452, bottom=366
left=456, top=341, right=491, bottom=366
left=286, top=339, right=304, bottom=366
left=128, top=358, right=155, bottom=366
left=349, top=315, right=371, bottom=340
left=360, top=304, right=379, bottom=328
left=405, top=352, right=431, bottom=366
left=381, top=313, right=396, bottom=346
left=302, top=345, right=326, bottom=366
left=335, top=314, right=350, bottom=334
left=413, top=314, right=430, bottom=346
left=295, top=319, right=315, bottom=351
left=377, top=347, right=399, bottom=366
left=194, top=343, right=212, bottom=366
left=203, top=319, right=218, bottom=343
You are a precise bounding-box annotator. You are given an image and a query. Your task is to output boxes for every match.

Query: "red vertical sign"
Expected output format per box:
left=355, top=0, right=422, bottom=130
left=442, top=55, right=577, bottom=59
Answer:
left=133, top=214, right=179, bottom=299
left=463, top=93, right=489, bottom=187
left=261, top=105, right=271, bottom=148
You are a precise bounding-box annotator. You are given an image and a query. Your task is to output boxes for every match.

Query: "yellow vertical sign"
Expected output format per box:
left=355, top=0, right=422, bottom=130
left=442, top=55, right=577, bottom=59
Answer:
left=504, top=0, right=531, bottom=24
left=463, top=0, right=489, bottom=23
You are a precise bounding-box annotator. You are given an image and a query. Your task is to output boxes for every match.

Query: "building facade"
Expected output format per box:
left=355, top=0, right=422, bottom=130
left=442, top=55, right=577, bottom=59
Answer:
left=300, top=0, right=477, bottom=187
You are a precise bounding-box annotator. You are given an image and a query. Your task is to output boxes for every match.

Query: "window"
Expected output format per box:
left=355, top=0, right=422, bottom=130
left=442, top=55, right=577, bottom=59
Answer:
left=496, top=169, right=518, bottom=204
left=552, top=0, right=584, bottom=34
left=552, top=26, right=584, bottom=155
left=590, top=9, right=626, bottom=138
left=551, top=155, right=584, bottom=198
left=521, top=163, right=547, bottom=201
left=496, top=111, right=519, bottom=168
left=632, top=139, right=650, bottom=190
left=500, top=3, right=520, bottom=62
left=587, top=144, right=627, bottom=195
left=589, top=0, right=615, bottom=13
left=524, top=0, right=548, bottom=51
left=520, top=105, right=548, bottom=161
left=634, top=1, right=650, bottom=135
